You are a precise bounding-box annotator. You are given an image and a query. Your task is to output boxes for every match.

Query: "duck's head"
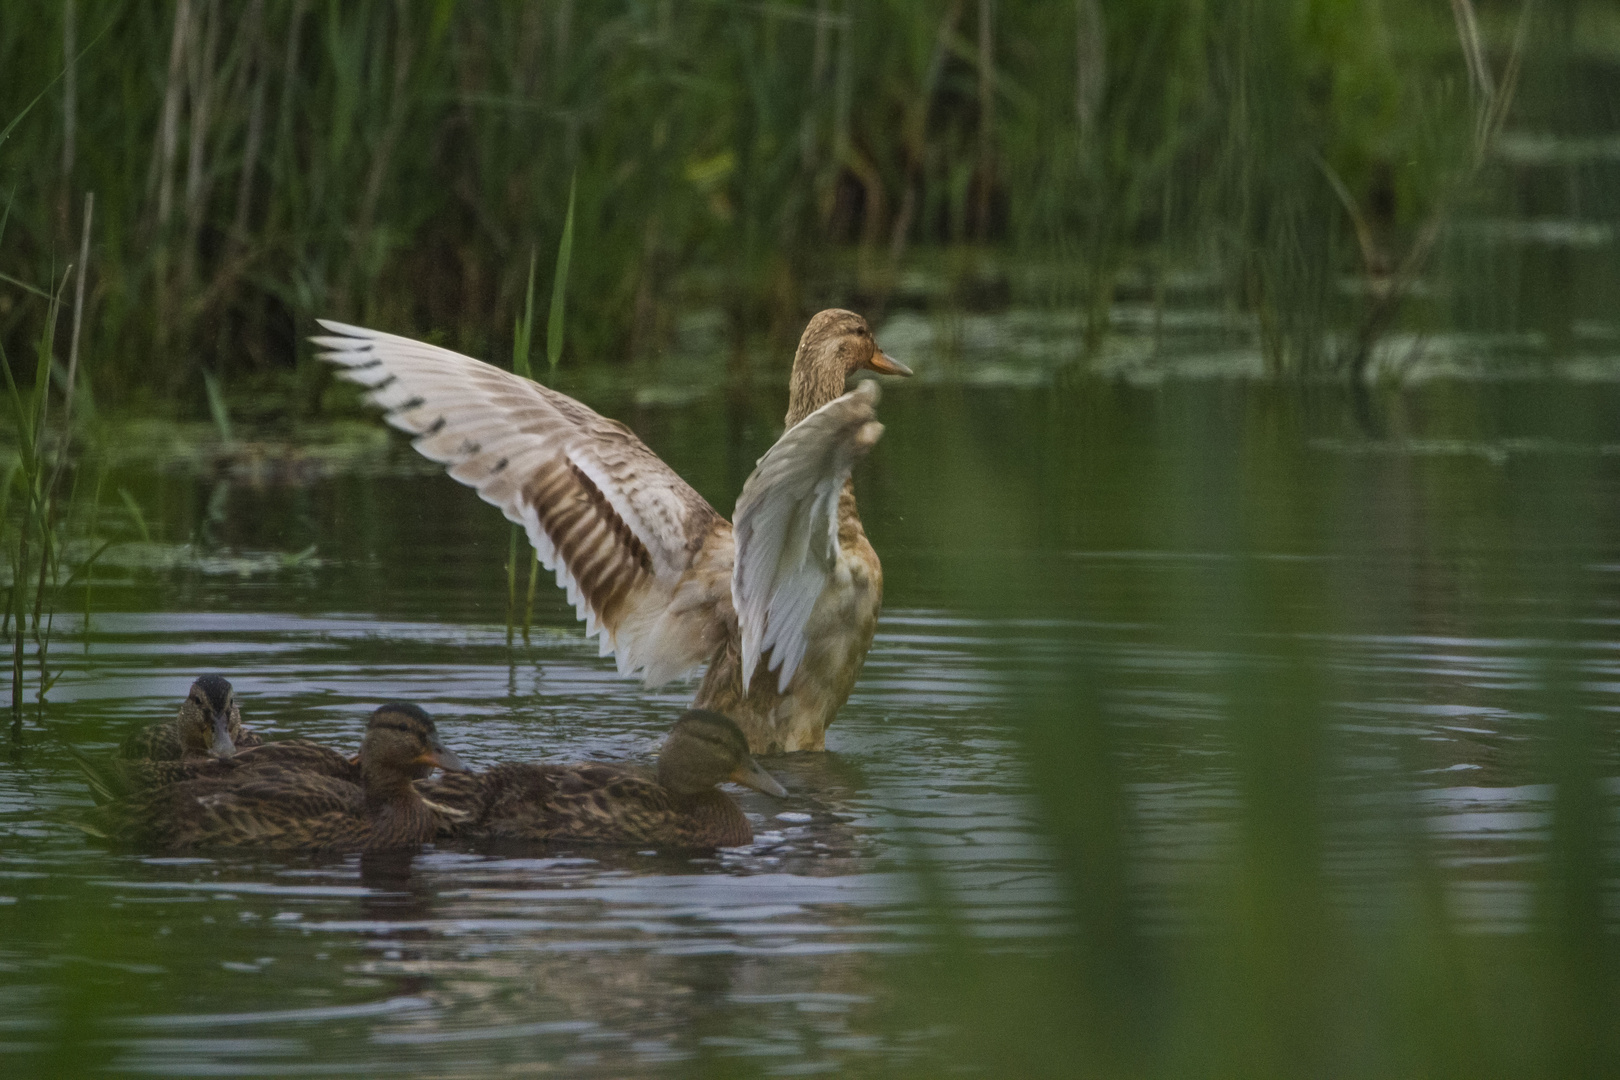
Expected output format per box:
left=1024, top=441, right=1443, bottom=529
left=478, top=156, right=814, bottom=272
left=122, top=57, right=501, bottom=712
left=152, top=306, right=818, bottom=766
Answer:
left=359, top=703, right=470, bottom=794
left=656, top=709, right=788, bottom=798
left=786, top=309, right=911, bottom=427
left=177, top=675, right=241, bottom=759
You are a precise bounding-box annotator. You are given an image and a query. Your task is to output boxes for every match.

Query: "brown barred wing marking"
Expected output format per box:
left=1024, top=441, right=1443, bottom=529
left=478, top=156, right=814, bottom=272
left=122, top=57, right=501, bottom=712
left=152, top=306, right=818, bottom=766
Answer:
left=521, top=457, right=655, bottom=632
left=313, top=320, right=735, bottom=687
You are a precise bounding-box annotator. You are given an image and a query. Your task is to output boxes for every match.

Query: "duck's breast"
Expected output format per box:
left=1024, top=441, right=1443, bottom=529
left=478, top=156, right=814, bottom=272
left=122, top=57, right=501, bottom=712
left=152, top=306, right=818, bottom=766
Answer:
left=776, top=534, right=883, bottom=750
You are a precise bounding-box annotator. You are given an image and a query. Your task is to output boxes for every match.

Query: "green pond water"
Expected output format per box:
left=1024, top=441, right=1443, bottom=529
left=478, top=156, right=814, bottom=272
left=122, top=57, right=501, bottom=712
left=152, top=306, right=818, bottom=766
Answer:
left=5, top=297, right=1620, bottom=1075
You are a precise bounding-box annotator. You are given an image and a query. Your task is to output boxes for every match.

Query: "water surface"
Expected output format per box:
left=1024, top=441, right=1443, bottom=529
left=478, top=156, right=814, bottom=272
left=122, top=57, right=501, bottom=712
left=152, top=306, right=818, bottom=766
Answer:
left=4, top=368, right=1620, bottom=1075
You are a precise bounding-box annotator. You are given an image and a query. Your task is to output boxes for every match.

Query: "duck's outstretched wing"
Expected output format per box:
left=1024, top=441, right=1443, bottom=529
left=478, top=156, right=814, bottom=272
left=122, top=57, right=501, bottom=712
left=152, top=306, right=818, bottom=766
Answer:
left=732, top=381, right=885, bottom=693
left=313, top=321, right=732, bottom=685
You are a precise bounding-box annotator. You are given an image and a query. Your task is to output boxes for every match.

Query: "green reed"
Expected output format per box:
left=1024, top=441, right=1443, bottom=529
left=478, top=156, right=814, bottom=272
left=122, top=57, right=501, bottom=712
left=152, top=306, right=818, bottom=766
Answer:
left=0, top=1, right=1576, bottom=401
left=506, top=174, right=575, bottom=647
left=1, top=191, right=111, bottom=730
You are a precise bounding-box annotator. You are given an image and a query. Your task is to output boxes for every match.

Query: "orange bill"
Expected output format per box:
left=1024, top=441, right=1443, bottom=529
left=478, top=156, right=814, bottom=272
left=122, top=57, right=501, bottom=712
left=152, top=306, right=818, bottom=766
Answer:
left=864, top=348, right=912, bottom=376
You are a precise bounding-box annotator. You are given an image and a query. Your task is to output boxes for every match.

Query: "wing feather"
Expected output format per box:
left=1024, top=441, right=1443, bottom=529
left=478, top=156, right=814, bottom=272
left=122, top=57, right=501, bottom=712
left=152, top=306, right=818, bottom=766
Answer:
left=313, top=320, right=732, bottom=684
left=731, top=381, right=885, bottom=692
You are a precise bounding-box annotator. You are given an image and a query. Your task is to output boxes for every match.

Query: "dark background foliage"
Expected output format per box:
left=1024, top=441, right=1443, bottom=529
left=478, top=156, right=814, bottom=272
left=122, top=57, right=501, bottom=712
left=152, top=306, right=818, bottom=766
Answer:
left=4, top=0, right=1595, bottom=413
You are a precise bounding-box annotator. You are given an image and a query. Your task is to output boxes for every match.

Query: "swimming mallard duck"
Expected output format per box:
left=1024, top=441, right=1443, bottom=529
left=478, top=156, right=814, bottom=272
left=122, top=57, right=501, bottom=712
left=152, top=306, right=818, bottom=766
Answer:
left=81, top=703, right=468, bottom=852
left=314, top=309, right=910, bottom=753
left=117, top=675, right=261, bottom=760
left=72, top=736, right=362, bottom=806
left=419, top=709, right=786, bottom=848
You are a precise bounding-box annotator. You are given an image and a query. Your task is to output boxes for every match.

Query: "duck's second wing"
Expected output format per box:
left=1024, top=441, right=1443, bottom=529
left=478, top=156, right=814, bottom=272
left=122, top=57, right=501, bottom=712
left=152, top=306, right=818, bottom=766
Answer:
left=314, top=321, right=733, bottom=685
left=732, top=381, right=885, bottom=692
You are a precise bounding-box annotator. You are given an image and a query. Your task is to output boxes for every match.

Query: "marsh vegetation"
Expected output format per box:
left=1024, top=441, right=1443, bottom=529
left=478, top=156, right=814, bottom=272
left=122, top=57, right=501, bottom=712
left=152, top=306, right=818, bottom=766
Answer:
left=2, top=1, right=1613, bottom=397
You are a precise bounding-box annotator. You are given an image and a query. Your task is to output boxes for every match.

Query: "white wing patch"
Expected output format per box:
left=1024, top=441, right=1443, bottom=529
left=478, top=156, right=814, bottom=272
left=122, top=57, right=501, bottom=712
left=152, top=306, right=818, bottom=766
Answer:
left=732, top=381, right=884, bottom=693
left=312, top=320, right=730, bottom=685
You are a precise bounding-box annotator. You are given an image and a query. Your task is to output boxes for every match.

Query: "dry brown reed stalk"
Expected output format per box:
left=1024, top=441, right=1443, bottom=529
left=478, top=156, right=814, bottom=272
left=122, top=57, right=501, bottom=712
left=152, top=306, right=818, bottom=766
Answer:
left=1075, top=0, right=1105, bottom=134
left=179, top=0, right=222, bottom=300
left=354, top=0, right=416, bottom=306
left=884, top=1, right=967, bottom=289
left=60, top=0, right=75, bottom=184
left=974, top=0, right=995, bottom=242
left=149, top=0, right=190, bottom=240
left=231, top=0, right=268, bottom=245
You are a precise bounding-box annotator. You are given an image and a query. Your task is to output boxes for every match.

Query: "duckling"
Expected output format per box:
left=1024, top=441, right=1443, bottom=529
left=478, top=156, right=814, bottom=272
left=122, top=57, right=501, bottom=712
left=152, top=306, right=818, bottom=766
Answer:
left=118, top=675, right=260, bottom=760
left=420, top=709, right=787, bottom=849
left=81, top=704, right=468, bottom=852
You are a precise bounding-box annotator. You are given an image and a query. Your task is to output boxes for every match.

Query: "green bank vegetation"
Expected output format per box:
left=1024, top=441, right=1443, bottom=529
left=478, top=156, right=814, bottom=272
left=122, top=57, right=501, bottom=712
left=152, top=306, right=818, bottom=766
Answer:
left=0, top=0, right=1606, bottom=407
left=0, top=192, right=111, bottom=728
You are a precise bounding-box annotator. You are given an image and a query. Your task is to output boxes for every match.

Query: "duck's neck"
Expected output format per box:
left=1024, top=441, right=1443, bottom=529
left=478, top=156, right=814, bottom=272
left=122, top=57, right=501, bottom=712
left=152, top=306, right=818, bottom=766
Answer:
left=368, top=791, right=436, bottom=845
left=362, top=764, right=420, bottom=811
left=785, top=351, right=849, bottom=428
left=363, top=770, right=436, bottom=844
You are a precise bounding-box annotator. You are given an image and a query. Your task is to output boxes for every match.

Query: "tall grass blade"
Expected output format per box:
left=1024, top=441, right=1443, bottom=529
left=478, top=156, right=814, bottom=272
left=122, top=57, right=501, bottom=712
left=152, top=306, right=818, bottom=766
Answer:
left=51, top=193, right=93, bottom=496
left=201, top=370, right=233, bottom=443
left=506, top=244, right=542, bottom=645
left=0, top=11, right=112, bottom=153
left=546, top=172, right=576, bottom=374
left=117, top=488, right=151, bottom=543
left=513, top=246, right=537, bottom=381
left=504, top=524, right=518, bottom=648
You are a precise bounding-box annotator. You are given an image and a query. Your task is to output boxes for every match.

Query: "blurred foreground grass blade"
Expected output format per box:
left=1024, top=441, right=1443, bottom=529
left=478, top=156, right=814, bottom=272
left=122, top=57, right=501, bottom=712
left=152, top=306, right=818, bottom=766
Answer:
left=885, top=382, right=1620, bottom=1077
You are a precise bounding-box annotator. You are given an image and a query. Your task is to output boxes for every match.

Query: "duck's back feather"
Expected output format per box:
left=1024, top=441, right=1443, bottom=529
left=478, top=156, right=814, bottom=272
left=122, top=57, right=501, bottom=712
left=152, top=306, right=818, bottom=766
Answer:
left=106, top=739, right=359, bottom=799
left=419, top=761, right=752, bottom=848
left=87, top=767, right=432, bottom=851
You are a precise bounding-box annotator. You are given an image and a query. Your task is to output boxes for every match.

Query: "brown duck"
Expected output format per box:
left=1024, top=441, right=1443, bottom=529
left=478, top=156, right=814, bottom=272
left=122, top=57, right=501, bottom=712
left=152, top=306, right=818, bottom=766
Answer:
left=75, top=736, right=363, bottom=806
left=419, top=710, right=787, bottom=848
left=117, top=675, right=261, bottom=760
left=81, top=704, right=467, bottom=852
left=315, top=310, right=911, bottom=753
